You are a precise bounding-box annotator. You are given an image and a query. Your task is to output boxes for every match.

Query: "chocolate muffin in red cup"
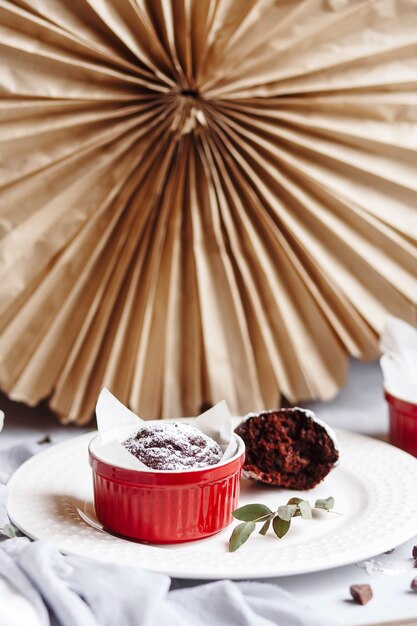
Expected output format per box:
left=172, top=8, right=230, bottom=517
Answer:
left=89, top=417, right=245, bottom=544
left=235, top=407, right=339, bottom=490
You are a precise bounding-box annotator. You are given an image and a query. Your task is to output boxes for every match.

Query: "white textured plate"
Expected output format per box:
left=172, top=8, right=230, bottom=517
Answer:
left=7, top=429, right=417, bottom=579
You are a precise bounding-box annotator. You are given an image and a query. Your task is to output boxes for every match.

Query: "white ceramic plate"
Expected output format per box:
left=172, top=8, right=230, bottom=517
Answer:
left=7, top=428, right=417, bottom=579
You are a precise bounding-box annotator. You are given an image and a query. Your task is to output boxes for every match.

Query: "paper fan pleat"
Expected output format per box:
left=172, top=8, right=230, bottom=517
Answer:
left=0, top=0, right=416, bottom=423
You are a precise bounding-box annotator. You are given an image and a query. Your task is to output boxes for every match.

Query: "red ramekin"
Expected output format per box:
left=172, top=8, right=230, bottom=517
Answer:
left=385, top=390, right=417, bottom=457
left=89, top=433, right=245, bottom=544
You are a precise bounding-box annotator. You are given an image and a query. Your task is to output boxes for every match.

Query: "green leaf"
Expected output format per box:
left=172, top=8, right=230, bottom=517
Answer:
left=229, top=522, right=256, bottom=552
left=315, top=497, right=335, bottom=511
left=259, top=516, right=272, bottom=536
left=298, top=500, right=312, bottom=519
left=287, top=497, right=302, bottom=515
left=273, top=515, right=291, bottom=539
left=1, top=523, right=16, bottom=538
left=287, top=497, right=303, bottom=505
left=232, top=504, right=272, bottom=522
left=277, top=504, right=297, bottom=521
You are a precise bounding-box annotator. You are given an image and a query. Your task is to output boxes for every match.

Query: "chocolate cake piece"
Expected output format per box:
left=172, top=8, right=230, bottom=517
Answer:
left=123, top=422, right=223, bottom=470
left=235, top=408, right=339, bottom=489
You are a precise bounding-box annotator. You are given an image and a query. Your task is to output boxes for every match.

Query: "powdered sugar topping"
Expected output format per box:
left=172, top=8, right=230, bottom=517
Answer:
left=123, top=422, right=223, bottom=470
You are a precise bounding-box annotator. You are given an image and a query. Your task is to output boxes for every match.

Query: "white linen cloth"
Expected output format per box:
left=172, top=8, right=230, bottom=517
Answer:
left=0, top=440, right=326, bottom=626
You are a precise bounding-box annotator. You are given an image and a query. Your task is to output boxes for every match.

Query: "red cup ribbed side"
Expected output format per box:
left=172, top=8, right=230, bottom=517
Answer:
left=90, top=449, right=244, bottom=544
left=385, top=391, right=417, bottom=457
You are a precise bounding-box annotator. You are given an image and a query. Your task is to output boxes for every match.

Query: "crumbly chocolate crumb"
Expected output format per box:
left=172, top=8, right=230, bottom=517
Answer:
left=412, top=545, right=417, bottom=558
left=411, top=578, right=417, bottom=592
left=350, top=584, right=373, bottom=605
left=235, top=408, right=338, bottom=489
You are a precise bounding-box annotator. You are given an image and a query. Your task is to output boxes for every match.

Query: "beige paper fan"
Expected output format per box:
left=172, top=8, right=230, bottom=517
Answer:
left=0, top=0, right=416, bottom=424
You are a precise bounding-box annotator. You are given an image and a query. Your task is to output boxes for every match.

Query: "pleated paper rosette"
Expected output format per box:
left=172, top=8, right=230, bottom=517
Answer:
left=0, top=0, right=416, bottom=423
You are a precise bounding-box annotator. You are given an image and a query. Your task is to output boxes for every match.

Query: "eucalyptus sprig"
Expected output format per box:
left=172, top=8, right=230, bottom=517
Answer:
left=0, top=523, right=16, bottom=539
left=228, top=496, right=336, bottom=552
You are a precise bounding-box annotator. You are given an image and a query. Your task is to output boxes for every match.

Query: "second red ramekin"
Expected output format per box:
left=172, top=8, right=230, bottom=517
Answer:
left=385, top=390, right=417, bottom=457
left=89, top=432, right=245, bottom=543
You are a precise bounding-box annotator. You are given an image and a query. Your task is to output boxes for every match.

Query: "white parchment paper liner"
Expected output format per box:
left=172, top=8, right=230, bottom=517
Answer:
left=380, top=316, right=417, bottom=404
left=94, top=389, right=237, bottom=471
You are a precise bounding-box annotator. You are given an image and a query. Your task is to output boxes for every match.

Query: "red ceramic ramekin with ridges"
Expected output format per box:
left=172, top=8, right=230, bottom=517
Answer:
left=385, top=391, right=417, bottom=457
left=89, top=434, right=245, bottom=543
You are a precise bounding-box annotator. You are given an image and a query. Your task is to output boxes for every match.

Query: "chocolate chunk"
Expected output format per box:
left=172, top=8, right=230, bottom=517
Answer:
left=411, top=578, right=417, bottom=592
left=350, top=584, right=373, bottom=605
left=414, top=559, right=417, bottom=569
left=412, top=545, right=417, bottom=558
left=37, top=434, right=51, bottom=445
